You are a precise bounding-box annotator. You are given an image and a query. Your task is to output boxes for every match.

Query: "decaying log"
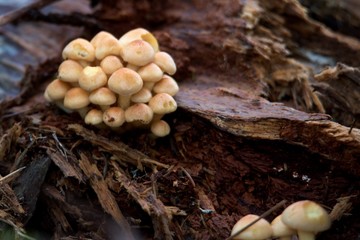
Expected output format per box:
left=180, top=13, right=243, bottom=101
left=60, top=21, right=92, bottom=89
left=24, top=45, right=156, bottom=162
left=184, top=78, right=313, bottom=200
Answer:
left=0, top=0, right=360, bottom=239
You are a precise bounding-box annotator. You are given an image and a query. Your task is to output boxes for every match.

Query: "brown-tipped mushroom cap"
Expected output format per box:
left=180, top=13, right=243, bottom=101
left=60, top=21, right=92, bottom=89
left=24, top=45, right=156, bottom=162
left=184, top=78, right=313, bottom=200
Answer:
left=89, top=87, right=117, bottom=106
left=108, top=68, right=143, bottom=95
left=100, top=55, right=123, bottom=75
left=62, top=38, right=95, bottom=62
left=154, top=51, right=177, bottom=75
left=271, top=215, right=296, bottom=240
left=281, top=200, right=331, bottom=240
left=148, top=93, right=177, bottom=114
left=137, top=63, right=163, bottom=83
left=93, top=33, right=122, bottom=60
left=79, top=66, right=108, bottom=91
left=130, top=88, right=152, bottom=103
left=151, top=120, right=170, bottom=137
left=45, top=79, right=72, bottom=101
left=231, top=214, right=273, bottom=240
left=153, top=75, right=179, bottom=96
left=85, top=109, right=103, bottom=125
left=58, top=60, right=83, bottom=83
left=124, top=103, right=153, bottom=125
left=63, top=87, right=90, bottom=109
left=121, top=40, right=155, bottom=66
left=103, top=107, right=125, bottom=127
left=119, top=28, right=159, bottom=52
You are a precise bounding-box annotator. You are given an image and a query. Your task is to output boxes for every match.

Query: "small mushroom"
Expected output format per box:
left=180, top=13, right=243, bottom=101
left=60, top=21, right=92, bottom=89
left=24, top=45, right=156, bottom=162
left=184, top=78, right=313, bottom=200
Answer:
left=154, top=51, right=177, bottom=75
left=230, top=214, right=273, bottom=240
left=108, top=68, right=143, bottom=109
left=150, top=120, right=170, bottom=137
left=137, top=63, right=163, bottom=90
left=58, top=59, right=83, bottom=83
left=124, top=103, right=153, bottom=125
left=153, top=75, right=179, bottom=96
left=62, top=38, right=95, bottom=62
left=78, top=66, right=108, bottom=92
left=63, top=87, right=90, bottom=110
left=281, top=200, right=331, bottom=240
left=121, top=40, right=155, bottom=66
left=271, top=214, right=296, bottom=240
left=85, top=108, right=103, bottom=125
left=103, top=107, right=125, bottom=127
left=130, top=88, right=152, bottom=103
left=45, top=79, right=71, bottom=101
left=148, top=93, right=177, bottom=121
left=89, top=87, right=117, bottom=110
left=100, top=55, right=123, bottom=75
left=93, top=33, right=122, bottom=60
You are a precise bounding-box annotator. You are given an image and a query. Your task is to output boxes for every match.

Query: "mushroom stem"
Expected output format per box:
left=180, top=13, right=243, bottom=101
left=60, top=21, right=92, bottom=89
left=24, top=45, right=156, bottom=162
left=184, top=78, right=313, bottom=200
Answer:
left=118, top=95, right=132, bottom=109
left=297, top=230, right=315, bottom=240
left=152, top=114, right=164, bottom=122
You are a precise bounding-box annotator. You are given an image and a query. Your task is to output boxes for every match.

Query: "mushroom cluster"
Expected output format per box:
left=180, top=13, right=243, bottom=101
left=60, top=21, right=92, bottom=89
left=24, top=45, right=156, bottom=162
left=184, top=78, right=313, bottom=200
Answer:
left=230, top=200, right=331, bottom=240
left=44, top=28, right=179, bottom=137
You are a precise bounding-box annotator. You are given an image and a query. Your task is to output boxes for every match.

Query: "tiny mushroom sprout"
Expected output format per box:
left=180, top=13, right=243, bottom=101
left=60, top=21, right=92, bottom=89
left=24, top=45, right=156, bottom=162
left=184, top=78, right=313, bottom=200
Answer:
left=230, top=214, right=273, bottom=240
left=281, top=200, right=331, bottom=240
left=44, top=28, right=179, bottom=137
left=271, top=214, right=296, bottom=240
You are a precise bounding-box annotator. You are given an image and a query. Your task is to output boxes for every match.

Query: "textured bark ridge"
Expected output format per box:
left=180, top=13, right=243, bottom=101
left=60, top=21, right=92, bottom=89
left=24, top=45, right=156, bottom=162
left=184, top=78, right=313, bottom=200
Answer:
left=0, top=0, right=359, bottom=239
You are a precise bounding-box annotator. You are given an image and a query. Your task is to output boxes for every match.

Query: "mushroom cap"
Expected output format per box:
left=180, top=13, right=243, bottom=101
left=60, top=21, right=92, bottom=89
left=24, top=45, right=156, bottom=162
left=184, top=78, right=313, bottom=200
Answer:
left=85, top=109, right=103, bottom=125
left=130, top=88, right=152, bottom=103
left=121, top=40, right=155, bottom=66
left=148, top=93, right=177, bottom=114
left=124, top=103, right=153, bottom=124
left=108, top=68, right=143, bottom=95
left=137, top=63, right=163, bottom=82
left=90, top=31, right=115, bottom=47
left=79, top=66, right=108, bottom=92
left=231, top=214, right=273, bottom=240
left=58, top=60, right=83, bottom=83
left=63, top=87, right=90, bottom=109
left=154, top=51, right=177, bottom=75
left=119, top=28, right=159, bottom=52
left=45, top=79, right=71, bottom=101
left=89, top=87, right=117, bottom=106
left=94, top=34, right=122, bottom=60
left=151, top=120, right=170, bottom=137
left=153, top=75, right=179, bottom=96
left=103, top=107, right=125, bottom=127
left=62, top=38, right=95, bottom=62
left=100, top=55, right=123, bottom=75
left=281, top=200, right=331, bottom=233
left=271, top=214, right=296, bottom=238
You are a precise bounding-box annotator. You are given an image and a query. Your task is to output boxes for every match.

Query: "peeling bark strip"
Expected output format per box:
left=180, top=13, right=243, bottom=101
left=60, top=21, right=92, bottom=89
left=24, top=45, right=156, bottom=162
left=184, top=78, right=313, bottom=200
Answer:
left=78, top=152, right=135, bottom=240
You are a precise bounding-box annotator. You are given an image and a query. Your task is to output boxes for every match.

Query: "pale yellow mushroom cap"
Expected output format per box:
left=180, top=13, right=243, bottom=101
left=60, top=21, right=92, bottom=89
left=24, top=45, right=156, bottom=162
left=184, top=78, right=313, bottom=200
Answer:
left=62, top=38, right=95, bottom=62
left=90, top=31, right=114, bottom=47
left=154, top=51, right=177, bottom=75
left=231, top=214, right=273, bottom=240
left=119, top=28, right=159, bottom=52
left=94, top=34, right=122, bottom=60
left=148, top=93, right=177, bottom=114
left=271, top=215, right=296, bottom=239
left=100, top=55, right=123, bottom=75
left=153, top=75, right=179, bottom=96
left=121, top=40, right=155, bottom=66
left=45, top=79, right=72, bottom=101
left=85, top=109, right=103, bottom=125
left=281, top=200, right=331, bottom=234
left=137, top=63, right=163, bottom=83
left=103, top=107, right=125, bottom=127
left=108, top=68, right=143, bottom=96
left=63, top=87, right=90, bottom=109
left=79, top=66, right=108, bottom=92
left=130, top=88, right=152, bottom=103
left=58, top=59, right=83, bottom=83
left=124, top=103, right=153, bottom=124
left=89, top=87, right=117, bottom=106
left=150, top=120, right=170, bottom=137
